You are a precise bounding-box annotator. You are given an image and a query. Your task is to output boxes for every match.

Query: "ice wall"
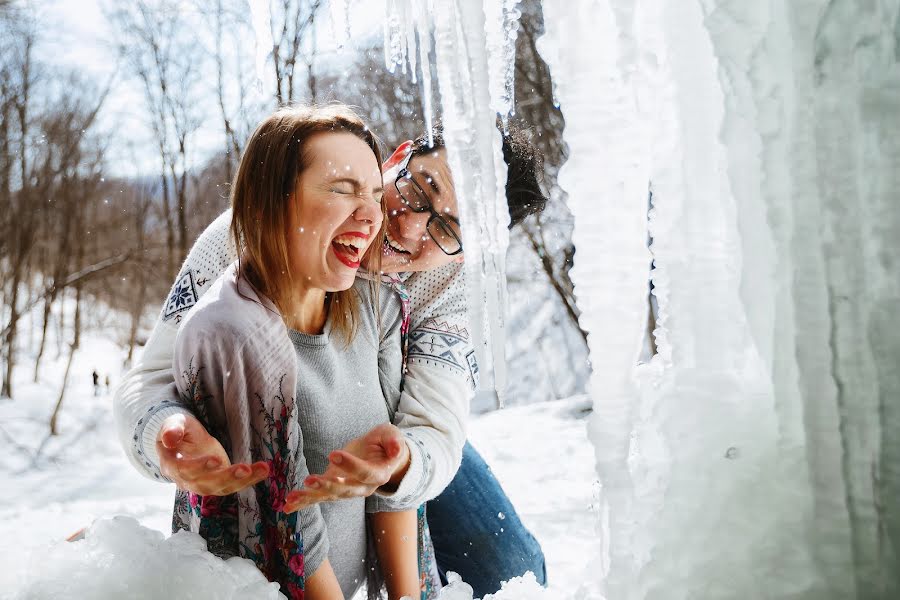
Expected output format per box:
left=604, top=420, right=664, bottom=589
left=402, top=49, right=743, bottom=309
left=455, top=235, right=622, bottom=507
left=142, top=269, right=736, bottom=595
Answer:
left=538, top=0, right=900, bottom=598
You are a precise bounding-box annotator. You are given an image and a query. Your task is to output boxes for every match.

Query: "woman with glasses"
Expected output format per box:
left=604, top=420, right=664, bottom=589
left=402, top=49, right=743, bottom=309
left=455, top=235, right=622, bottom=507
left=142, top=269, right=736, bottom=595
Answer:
left=114, top=120, right=549, bottom=598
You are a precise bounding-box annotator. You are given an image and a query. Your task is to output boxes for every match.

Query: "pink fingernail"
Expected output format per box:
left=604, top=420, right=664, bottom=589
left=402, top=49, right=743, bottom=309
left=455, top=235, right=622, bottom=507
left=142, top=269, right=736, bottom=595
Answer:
left=331, top=454, right=343, bottom=465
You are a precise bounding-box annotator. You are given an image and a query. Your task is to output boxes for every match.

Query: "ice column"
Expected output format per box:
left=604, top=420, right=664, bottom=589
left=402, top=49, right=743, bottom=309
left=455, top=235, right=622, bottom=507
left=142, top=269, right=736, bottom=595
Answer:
left=246, top=0, right=273, bottom=94
left=383, top=0, right=436, bottom=147
left=431, top=0, right=515, bottom=405
left=535, top=1, right=656, bottom=594
left=540, top=0, right=900, bottom=597
left=805, top=1, right=900, bottom=595
left=386, top=0, right=520, bottom=405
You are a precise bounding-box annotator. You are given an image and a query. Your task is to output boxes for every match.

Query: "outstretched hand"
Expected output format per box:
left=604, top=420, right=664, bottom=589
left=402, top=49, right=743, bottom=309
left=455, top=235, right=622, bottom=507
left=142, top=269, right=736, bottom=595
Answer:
left=157, top=413, right=269, bottom=496
left=284, top=423, right=411, bottom=512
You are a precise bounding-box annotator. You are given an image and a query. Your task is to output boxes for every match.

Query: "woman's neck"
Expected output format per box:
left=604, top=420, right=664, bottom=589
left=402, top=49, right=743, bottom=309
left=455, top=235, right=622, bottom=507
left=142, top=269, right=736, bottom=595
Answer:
left=283, top=286, right=328, bottom=334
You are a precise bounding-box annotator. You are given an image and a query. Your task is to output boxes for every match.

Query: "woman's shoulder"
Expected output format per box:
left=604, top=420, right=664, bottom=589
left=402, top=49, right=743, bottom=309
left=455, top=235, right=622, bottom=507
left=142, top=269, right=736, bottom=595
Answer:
left=351, top=276, right=402, bottom=335
left=179, top=265, right=280, bottom=342
left=352, top=276, right=400, bottom=313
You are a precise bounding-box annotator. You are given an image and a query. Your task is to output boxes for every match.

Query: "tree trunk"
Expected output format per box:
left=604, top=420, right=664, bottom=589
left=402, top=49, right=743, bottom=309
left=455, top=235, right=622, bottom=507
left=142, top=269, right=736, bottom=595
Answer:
left=158, top=148, right=175, bottom=279
left=172, top=147, right=189, bottom=262
left=49, top=283, right=81, bottom=436
left=50, top=193, right=86, bottom=435
left=1, top=268, right=20, bottom=398
left=523, top=223, right=589, bottom=346
left=33, top=293, right=53, bottom=382
left=126, top=206, right=148, bottom=364
left=213, top=0, right=235, bottom=183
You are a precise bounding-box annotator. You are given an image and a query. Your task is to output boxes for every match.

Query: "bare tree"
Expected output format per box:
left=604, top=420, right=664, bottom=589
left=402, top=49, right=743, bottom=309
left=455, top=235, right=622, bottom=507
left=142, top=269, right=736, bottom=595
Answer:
left=270, top=0, right=323, bottom=105
left=107, top=0, right=205, bottom=279
left=49, top=173, right=91, bottom=436
left=318, top=43, right=425, bottom=146
left=31, top=77, right=109, bottom=380
left=194, top=0, right=255, bottom=185
left=1, top=13, right=38, bottom=399
left=212, top=0, right=242, bottom=182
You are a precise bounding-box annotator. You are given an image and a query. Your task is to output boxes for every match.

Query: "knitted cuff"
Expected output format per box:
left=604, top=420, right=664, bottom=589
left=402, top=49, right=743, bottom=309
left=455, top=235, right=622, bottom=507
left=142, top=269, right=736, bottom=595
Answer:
left=367, top=432, right=430, bottom=512
left=134, top=402, right=194, bottom=482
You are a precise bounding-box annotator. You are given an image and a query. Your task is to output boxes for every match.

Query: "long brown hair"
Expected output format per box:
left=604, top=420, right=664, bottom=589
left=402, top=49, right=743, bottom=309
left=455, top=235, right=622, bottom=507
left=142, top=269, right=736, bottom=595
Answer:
left=230, top=104, right=385, bottom=342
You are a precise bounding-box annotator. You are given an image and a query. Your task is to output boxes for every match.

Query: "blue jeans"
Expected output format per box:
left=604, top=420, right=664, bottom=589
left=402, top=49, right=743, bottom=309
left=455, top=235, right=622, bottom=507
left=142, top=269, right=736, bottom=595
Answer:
left=425, top=441, right=547, bottom=597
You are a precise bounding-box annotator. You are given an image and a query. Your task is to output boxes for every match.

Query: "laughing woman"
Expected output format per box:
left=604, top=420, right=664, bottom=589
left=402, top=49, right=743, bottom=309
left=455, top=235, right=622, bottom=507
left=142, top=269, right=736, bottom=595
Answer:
left=169, top=105, right=429, bottom=600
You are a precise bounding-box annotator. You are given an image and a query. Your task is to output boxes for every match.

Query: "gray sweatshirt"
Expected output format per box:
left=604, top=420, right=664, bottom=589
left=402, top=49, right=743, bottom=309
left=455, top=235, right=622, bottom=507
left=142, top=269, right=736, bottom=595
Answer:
left=283, top=282, right=402, bottom=597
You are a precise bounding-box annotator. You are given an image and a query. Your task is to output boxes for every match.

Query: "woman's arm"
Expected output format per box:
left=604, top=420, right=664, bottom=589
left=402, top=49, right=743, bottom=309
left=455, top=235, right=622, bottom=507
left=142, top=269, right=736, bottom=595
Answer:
left=371, top=511, right=420, bottom=600
left=304, top=559, right=345, bottom=600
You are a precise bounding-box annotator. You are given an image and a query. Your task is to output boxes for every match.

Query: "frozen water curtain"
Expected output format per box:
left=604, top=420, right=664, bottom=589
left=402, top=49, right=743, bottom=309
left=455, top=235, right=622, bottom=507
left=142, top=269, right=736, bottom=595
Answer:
left=536, top=0, right=900, bottom=598
left=382, top=0, right=900, bottom=597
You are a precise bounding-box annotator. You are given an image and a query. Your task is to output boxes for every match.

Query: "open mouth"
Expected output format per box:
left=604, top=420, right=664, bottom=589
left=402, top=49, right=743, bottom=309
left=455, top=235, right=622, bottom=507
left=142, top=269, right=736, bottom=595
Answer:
left=383, top=229, right=411, bottom=257
left=331, top=232, right=368, bottom=269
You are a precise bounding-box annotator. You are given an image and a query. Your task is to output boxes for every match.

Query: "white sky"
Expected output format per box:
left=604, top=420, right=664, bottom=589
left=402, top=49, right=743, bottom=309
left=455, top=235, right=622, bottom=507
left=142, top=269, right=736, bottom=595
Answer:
left=32, top=0, right=386, bottom=177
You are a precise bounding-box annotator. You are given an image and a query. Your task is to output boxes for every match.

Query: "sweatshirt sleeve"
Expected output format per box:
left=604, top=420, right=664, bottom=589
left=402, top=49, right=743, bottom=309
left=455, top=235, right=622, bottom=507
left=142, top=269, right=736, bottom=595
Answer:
left=113, top=209, right=236, bottom=481
left=368, top=264, right=473, bottom=511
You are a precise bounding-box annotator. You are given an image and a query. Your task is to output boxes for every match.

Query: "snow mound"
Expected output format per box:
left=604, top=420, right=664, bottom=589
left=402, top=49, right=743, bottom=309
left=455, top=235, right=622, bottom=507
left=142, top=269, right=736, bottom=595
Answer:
left=439, top=571, right=553, bottom=600
left=8, top=517, right=554, bottom=600
left=10, top=516, right=285, bottom=600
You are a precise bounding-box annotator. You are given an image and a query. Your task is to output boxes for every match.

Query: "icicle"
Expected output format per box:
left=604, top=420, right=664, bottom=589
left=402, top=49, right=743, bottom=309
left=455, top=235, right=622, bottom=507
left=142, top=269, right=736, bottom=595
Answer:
left=383, top=0, right=412, bottom=75
left=246, top=0, right=273, bottom=95
left=410, top=0, right=435, bottom=146
left=329, top=0, right=352, bottom=51
left=383, top=0, right=435, bottom=145
left=427, top=0, right=512, bottom=407
left=484, top=0, right=521, bottom=129
left=537, top=0, right=651, bottom=592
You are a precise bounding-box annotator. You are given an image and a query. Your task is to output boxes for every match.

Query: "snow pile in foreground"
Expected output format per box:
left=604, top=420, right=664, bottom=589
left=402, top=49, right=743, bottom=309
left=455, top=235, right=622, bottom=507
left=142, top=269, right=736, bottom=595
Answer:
left=10, top=517, right=555, bottom=600
left=11, top=517, right=285, bottom=600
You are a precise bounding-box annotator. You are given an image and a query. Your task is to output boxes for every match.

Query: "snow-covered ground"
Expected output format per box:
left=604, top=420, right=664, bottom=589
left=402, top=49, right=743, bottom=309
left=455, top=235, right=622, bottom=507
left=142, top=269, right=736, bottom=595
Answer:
left=0, top=314, right=597, bottom=599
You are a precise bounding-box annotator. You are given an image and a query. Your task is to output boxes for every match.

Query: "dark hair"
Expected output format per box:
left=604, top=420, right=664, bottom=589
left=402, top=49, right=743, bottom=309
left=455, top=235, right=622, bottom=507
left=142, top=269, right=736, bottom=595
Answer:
left=409, top=121, right=548, bottom=228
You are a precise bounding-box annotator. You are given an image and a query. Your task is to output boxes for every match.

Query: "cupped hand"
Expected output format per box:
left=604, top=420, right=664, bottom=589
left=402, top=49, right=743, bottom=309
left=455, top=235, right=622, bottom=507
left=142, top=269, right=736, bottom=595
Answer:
left=284, top=423, right=410, bottom=512
left=157, top=413, right=269, bottom=496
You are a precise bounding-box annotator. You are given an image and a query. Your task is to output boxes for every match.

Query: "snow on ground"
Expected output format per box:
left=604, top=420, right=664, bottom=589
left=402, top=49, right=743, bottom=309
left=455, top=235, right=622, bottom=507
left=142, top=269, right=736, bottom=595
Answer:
left=0, top=308, right=598, bottom=599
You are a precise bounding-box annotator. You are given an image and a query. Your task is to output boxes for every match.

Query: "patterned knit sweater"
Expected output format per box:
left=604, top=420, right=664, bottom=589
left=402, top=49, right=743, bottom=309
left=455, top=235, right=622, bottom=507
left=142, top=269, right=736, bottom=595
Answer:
left=114, top=209, right=474, bottom=512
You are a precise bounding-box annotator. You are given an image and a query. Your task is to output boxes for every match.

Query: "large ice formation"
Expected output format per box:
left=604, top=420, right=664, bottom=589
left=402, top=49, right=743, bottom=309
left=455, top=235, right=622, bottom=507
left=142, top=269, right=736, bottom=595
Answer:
left=537, top=0, right=900, bottom=598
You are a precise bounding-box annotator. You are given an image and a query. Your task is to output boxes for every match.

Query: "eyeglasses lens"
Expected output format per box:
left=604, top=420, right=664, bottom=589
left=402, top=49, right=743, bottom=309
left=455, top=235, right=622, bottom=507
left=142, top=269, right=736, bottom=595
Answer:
left=428, top=218, right=462, bottom=254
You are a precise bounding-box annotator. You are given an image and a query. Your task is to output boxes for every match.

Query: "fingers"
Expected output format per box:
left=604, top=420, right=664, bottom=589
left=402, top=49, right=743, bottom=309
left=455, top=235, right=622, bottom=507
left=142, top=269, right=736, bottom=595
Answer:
left=215, top=462, right=270, bottom=496
left=161, top=454, right=269, bottom=496
left=282, top=475, right=374, bottom=513
left=372, top=423, right=405, bottom=462
left=328, top=450, right=390, bottom=486
left=284, top=490, right=315, bottom=513
left=159, top=417, right=186, bottom=449
left=169, top=453, right=226, bottom=480
left=382, top=434, right=402, bottom=459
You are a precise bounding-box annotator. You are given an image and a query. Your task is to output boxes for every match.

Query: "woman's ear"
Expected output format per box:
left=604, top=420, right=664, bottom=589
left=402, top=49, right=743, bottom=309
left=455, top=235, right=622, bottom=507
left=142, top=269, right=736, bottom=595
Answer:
left=382, top=140, right=413, bottom=171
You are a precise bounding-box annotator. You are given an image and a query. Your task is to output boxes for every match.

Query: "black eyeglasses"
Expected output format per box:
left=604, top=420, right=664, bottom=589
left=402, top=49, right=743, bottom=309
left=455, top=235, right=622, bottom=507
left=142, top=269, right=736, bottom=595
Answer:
left=394, top=153, right=463, bottom=256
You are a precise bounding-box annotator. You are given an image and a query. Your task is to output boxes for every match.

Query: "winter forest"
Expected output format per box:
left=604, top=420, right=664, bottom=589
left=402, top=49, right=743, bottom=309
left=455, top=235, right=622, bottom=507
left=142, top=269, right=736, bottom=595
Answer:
left=1, top=0, right=899, bottom=598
